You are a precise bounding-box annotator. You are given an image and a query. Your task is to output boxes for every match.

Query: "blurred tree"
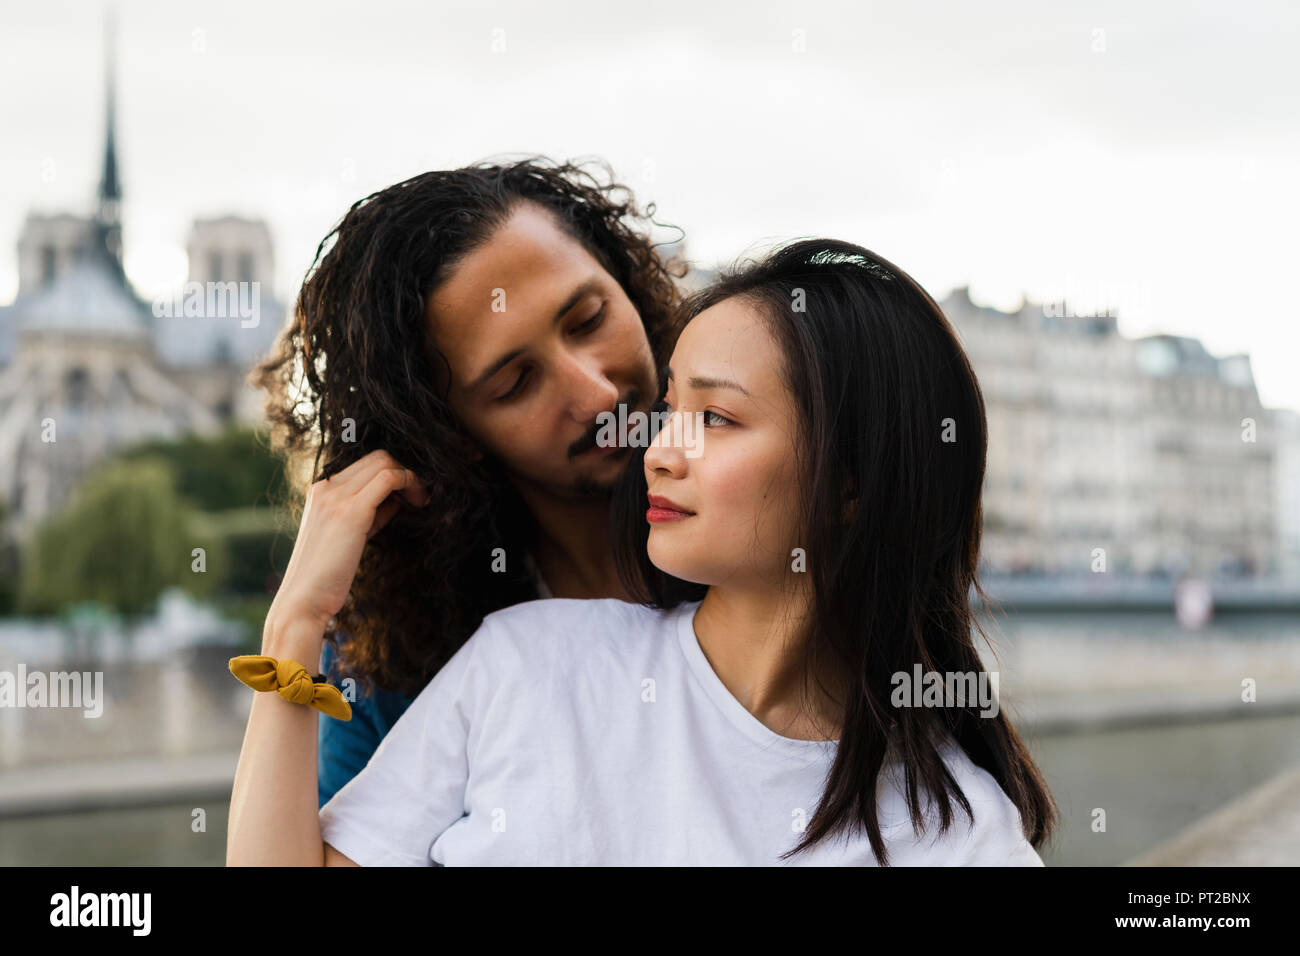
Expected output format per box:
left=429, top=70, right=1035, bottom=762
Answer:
left=187, top=506, right=291, bottom=596
left=0, top=498, right=15, bottom=614
left=18, top=458, right=225, bottom=616
left=117, top=426, right=286, bottom=511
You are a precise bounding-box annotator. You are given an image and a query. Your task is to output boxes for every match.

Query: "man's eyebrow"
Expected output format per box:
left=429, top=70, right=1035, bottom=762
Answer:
left=467, top=277, right=606, bottom=392
left=665, top=365, right=752, bottom=398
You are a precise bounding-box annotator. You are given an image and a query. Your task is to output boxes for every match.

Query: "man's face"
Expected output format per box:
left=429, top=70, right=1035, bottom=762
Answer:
left=426, top=201, right=659, bottom=499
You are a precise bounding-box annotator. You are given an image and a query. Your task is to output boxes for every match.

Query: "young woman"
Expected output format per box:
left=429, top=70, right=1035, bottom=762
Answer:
left=244, top=157, right=683, bottom=809
left=230, top=237, right=1057, bottom=865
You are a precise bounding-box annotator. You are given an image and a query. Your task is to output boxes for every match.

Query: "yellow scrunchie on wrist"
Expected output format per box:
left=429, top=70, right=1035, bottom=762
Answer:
left=228, top=656, right=352, bottom=721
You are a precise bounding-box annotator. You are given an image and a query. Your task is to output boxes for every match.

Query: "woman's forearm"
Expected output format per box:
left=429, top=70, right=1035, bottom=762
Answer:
left=227, top=608, right=329, bottom=866
left=225, top=449, right=428, bottom=865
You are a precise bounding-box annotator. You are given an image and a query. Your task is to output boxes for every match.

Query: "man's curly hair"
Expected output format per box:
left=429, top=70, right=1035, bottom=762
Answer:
left=252, top=156, right=685, bottom=697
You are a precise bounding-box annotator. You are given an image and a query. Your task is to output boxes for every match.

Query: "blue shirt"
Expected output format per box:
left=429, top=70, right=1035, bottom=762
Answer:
left=317, top=639, right=416, bottom=807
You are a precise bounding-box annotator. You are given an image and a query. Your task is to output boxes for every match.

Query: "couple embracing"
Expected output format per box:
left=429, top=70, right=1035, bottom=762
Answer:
left=227, top=156, right=1057, bottom=866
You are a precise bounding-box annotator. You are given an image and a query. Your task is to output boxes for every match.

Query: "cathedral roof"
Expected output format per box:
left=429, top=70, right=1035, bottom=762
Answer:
left=11, top=250, right=149, bottom=338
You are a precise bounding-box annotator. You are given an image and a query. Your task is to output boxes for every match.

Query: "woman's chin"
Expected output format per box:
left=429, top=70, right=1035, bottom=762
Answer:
left=647, top=539, right=715, bottom=587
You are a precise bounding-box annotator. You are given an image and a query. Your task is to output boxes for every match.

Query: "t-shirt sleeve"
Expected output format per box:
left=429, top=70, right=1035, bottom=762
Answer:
left=926, top=769, right=1046, bottom=866
left=950, top=784, right=1046, bottom=866
left=317, top=620, right=496, bottom=867
left=883, top=745, right=1047, bottom=867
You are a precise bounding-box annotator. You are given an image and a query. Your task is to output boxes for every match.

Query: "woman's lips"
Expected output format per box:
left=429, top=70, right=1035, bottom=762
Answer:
left=646, top=507, right=693, bottom=523
left=646, top=493, right=694, bottom=523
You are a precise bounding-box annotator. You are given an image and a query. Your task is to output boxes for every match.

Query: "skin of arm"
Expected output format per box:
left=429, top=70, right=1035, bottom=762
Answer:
left=225, top=449, right=426, bottom=867
left=227, top=608, right=358, bottom=866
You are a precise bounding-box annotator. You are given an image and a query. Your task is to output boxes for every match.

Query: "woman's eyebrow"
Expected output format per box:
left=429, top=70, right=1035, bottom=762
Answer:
left=665, top=365, right=752, bottom=398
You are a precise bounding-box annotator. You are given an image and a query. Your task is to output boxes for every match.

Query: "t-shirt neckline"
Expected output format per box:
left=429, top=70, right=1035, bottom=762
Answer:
left=673, top=600, right=839, bottom=758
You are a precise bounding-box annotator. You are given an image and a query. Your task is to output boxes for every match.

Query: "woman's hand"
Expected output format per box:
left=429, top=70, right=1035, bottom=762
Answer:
left=266, top=449, right=430, bottom=649
left=228, top=449, right=428, bottom=867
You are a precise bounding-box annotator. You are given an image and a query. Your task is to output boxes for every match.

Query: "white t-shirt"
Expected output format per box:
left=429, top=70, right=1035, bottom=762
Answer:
left=318, top=597, right=1045, bottom=866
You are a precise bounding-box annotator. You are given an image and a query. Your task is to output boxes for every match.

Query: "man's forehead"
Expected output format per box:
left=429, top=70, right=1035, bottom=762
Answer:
left=437, top=205, right=594, bottom=292
left=429, top=267, right=605, bottom=346
left=429, top=249, right=600, bottom=332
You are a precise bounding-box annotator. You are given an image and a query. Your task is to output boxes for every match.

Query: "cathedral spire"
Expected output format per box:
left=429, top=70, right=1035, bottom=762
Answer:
left=93, top=4, right=124, bottom=281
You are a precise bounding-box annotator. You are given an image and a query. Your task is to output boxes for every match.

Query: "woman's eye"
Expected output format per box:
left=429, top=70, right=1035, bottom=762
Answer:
left=652, top=396, right=726, bottom=425
left=573, top=303, right=607, bottom=335
left=703, top=409, right=732, bottom=427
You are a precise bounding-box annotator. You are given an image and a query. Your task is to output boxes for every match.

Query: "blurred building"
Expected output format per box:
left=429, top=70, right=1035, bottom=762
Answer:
left=1133, top=334, right=1276, bottom=578
left=1275, top=408, right=1300, bottom=580
left=656, top=238, right=718, bottom=295
left=0, top=25, right=284, bottom=541
left=943, top=288, right=1280, bottom=578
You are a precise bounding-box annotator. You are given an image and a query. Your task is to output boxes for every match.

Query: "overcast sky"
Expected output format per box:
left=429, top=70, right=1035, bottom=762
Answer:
left=3, top=0, right=1297, bottom=410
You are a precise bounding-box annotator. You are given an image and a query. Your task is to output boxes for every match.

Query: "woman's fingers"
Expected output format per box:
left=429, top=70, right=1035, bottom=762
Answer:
left=327, top=448, right=407, bottom=491
left=356, top=467, right=428, bottom=531
left=307, top=451, right=425, bottom=515
left=271, top=459, right=427, bottom=634
left=369, top=495, right=403, bottom=539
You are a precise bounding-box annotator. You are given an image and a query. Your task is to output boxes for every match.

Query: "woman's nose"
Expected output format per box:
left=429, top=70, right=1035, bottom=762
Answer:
left=644, top=410, right=690, bottom=476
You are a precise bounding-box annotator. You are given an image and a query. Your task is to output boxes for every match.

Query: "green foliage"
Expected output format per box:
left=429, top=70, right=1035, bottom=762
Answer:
left=18, top=458, right=224, bottom=616
left=0, top=498, right=15, bottom=614
left=13, top=427, right=293, bottom=619
left=190, top=507, right=293, bottom=595
left=215, top=593, right=277, bottom=651
left=117, top=426, right=286, bottom=511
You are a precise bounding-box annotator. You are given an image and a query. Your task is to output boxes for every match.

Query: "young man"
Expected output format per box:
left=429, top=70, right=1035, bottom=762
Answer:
left=247, top=157, right=682, bottom=807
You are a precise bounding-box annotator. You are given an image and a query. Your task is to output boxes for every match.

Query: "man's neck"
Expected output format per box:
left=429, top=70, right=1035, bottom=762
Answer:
left=510, top=478, right=630, bottom=601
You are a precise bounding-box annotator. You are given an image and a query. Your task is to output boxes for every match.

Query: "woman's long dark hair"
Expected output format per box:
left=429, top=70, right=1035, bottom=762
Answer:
left=254, top=156, right=683, bottom=696
left=613, top=238, right=1057, bottom=864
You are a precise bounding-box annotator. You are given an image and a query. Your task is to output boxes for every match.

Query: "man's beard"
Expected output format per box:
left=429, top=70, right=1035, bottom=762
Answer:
left=572, top=471, right=618, bottom=498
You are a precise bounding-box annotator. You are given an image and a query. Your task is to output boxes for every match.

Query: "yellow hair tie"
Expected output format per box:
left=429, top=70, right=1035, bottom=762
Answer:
left=228, top=656, right=352, bottom=721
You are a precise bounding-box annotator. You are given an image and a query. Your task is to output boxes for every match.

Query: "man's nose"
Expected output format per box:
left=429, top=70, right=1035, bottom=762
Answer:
left=560, top=355, right=619, bottom=423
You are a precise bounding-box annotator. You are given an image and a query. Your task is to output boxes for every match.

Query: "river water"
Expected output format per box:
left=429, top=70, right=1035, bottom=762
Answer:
left=2, top=606, right=1299, bottom=865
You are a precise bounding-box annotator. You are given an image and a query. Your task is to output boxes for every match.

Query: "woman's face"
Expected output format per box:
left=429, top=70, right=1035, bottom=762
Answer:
left=643, top=296, right=806, bottom=588
left=426, top=201, right=659, bottom=499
